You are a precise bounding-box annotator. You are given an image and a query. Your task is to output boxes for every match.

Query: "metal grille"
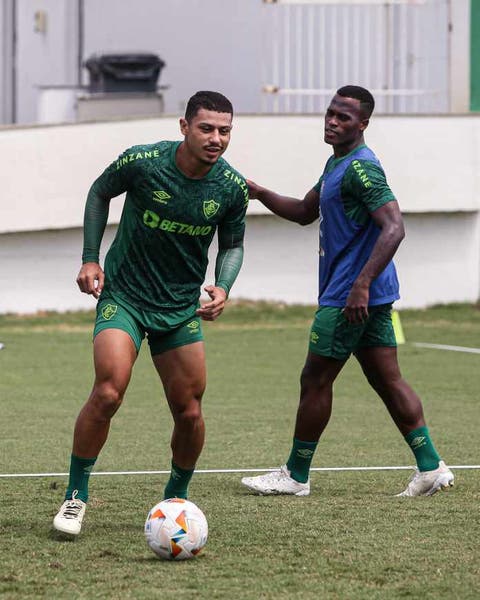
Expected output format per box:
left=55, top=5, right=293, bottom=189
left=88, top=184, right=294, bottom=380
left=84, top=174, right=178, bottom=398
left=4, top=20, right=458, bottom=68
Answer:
left=261, top=0, right=451, bottom=113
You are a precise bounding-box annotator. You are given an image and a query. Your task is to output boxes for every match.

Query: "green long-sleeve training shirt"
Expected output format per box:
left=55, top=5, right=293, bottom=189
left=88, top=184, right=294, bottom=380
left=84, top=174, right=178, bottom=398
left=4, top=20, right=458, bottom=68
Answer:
left=82, top=140, right=248, bottom=312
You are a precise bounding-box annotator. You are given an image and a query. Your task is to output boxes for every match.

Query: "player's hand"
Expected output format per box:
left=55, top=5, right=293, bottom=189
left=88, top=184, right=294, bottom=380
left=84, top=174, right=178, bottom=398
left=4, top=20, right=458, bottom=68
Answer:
left=76, top=262, right=105, bottom=299
left=343, top=284, right=369, bottom=324
left=196, top=285, right=228, bottom=321
left=246, top=179, right=263, bottom=200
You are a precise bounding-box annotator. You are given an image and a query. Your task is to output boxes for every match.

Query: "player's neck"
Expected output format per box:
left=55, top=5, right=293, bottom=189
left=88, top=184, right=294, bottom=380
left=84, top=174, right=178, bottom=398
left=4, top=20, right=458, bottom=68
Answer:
left=333, top=136, right=365, bottom=158
left=175, top=143, right=213, bottom=179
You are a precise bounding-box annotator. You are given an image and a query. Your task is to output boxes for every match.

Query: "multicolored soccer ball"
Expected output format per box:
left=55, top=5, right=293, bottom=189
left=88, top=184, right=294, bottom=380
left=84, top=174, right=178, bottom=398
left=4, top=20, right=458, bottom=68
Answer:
left=144, top=498, right=208, bottom=560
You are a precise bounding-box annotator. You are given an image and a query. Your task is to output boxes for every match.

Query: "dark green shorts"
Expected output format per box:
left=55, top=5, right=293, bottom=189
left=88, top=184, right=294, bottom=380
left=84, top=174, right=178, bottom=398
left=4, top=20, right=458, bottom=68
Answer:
left=94, top=296, right=203, bottom=356
left=308, top=304, right=397, bottom=360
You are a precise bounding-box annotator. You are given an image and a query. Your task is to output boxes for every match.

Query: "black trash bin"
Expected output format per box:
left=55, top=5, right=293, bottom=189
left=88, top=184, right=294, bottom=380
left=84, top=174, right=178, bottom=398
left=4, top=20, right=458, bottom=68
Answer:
left=85, top=53, right=165, bottom=93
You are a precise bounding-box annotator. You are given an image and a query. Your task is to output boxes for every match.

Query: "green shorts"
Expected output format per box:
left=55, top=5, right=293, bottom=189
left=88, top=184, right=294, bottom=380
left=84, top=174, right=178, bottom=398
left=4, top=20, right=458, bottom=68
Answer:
left=308, top=304, right=397, bottom=361
left=94, top=296, right=204, bottom=356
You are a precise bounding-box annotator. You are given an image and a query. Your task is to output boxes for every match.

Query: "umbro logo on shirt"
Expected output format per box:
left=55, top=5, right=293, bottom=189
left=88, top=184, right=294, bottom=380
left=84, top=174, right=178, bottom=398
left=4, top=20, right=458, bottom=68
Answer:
left=153, top=190, right=171, bottom=204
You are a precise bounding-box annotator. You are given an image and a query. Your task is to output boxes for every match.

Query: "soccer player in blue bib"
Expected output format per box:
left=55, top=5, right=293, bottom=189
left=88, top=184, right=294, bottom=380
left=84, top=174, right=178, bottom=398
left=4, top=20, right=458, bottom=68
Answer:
left=53, top=91, right=248, bottom=536
left=241, top=86, right=454, bottom=498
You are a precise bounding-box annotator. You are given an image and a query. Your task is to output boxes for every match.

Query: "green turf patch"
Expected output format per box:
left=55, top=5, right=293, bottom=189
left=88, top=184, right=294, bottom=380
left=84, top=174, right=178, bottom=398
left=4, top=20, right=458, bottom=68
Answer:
left=0, top=303, right=478, bottom=599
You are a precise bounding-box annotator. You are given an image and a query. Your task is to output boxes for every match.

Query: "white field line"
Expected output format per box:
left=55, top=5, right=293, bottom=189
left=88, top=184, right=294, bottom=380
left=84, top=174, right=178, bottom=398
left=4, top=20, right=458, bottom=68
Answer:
left=1, top=345, right=476, bottom=481
left=413, top=342, right=480, bottom=354
left=2, top=340, right=476, bottom=480
left=0, top=465, right=479, bottom=479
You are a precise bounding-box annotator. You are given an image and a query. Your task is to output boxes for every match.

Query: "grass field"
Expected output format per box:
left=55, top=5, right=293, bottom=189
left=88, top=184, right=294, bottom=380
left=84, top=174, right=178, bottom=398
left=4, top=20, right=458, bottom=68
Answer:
left=0, top=302, right=479, bottom=599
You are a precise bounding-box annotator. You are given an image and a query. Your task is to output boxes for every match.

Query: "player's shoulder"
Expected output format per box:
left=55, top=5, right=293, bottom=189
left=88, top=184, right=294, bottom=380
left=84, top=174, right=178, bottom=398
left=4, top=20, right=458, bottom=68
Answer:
left=216, top=158, right=246, bottom=187
left=217, top=157, right=246, bottom=186
left=120, top=140, right=173, bottom=156
left=343, top=147, right=391, bottom=192
left=217, top=155, right=243, bottom=177
left=347, top=146, right=383, bottom=169
left=215, top=158, right=249, bottom=206
left=114, top=140, right=174, bottom=170
left=346, top=146, right=386, bottom=175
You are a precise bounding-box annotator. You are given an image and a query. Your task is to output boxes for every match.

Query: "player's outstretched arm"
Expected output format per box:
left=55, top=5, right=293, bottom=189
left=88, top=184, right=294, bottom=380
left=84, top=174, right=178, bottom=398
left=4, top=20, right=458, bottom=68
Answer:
left=247, top=180, right=319, bottom=225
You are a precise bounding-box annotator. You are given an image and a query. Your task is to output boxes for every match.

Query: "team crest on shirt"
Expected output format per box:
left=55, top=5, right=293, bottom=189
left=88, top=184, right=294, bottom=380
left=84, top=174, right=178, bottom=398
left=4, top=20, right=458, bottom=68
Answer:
left=101, top=304, right=118, bottom=320
left=203, top=199, right=220, bottom=219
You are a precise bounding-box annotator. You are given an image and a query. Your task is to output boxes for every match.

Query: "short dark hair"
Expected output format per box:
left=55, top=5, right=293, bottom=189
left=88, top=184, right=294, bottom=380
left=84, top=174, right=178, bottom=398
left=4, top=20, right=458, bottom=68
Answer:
left=185, top=91, right=233, bottom=122
left=336, top=85, right=375, bottom=118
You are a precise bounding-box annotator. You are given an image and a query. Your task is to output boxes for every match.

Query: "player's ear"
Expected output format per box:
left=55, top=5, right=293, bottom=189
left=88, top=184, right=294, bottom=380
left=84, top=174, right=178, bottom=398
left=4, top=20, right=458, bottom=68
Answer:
left=179, top=118, right=189, bottom=136
left=360, top=118, right=369, bottom=132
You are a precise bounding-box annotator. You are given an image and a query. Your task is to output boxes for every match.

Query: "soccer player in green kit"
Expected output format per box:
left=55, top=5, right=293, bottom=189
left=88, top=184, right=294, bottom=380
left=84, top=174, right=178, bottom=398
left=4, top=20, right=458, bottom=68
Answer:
left=241, top=86, right=454, bottom=498
left=53, top=91, right=248, bottom=536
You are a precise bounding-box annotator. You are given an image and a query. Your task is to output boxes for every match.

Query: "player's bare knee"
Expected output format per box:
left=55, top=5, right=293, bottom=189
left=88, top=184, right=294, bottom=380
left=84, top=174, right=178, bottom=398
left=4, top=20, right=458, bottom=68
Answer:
left=300, top=367, right=332, bottom=395
left=90, top=382, right=124, bottom=418
left=171, top=400, right=203, bottom=430
left=368, top=373, right=402, bottom=397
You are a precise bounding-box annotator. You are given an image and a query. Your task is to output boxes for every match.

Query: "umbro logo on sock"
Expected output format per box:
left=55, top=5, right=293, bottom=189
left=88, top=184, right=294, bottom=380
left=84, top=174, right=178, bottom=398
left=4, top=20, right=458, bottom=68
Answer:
left=410, top=436, right=426, bottom=449
left=297, top=449, right=314, bottom=458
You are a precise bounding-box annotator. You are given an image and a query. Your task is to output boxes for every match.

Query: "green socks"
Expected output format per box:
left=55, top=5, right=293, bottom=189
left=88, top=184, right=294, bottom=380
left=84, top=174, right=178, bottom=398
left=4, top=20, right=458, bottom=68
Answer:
left=286, top=438, right=318, bottom=483
left=65, top=456, right=194, bottom=503
left=405, top=426, right=441, bottom=472
left=164, top=462, right=194, bottom=499
left=65, top=454, right=97, bottom=503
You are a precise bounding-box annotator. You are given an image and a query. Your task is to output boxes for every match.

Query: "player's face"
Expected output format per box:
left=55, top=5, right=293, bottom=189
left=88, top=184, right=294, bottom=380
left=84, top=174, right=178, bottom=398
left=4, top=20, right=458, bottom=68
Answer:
left=180, top=108, right=232, bottom=166
left=324, top=95, right=368, bottom=151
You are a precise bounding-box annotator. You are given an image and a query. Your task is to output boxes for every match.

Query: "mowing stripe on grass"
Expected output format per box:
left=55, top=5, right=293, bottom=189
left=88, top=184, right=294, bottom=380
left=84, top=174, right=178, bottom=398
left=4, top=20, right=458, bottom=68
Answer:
left=413, top=342, right=480, bottom=354
left=0, top=465, right=478, bottom=478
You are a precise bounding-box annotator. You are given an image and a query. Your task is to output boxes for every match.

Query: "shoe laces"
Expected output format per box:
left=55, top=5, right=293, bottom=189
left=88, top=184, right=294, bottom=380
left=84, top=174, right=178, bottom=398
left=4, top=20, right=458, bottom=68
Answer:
left=62, top=494, right=83, bottom=519
left=265, top=467, right=288, bottom=482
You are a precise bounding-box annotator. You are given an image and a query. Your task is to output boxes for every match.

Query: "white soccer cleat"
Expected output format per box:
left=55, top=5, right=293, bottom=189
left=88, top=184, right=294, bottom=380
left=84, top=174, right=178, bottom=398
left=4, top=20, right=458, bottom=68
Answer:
left=396, top=461, right=454, bottom=497
left=241, top=465, right=310, bottom=496
left=53, top=493, right=86, bottom=535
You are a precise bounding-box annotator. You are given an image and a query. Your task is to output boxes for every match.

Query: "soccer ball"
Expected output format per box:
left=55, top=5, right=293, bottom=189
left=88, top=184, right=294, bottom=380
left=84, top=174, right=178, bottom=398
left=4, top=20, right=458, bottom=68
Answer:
left=144, top=498, right=208, bottom=560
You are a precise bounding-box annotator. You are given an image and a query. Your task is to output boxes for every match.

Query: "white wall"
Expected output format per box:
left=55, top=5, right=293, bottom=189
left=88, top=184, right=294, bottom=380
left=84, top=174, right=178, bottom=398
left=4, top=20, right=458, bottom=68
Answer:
left=1, top=114, right=479, bottom=312
left=0, top=212, right=478, bottom=314
left=1, top=114, right=480, bottom=236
